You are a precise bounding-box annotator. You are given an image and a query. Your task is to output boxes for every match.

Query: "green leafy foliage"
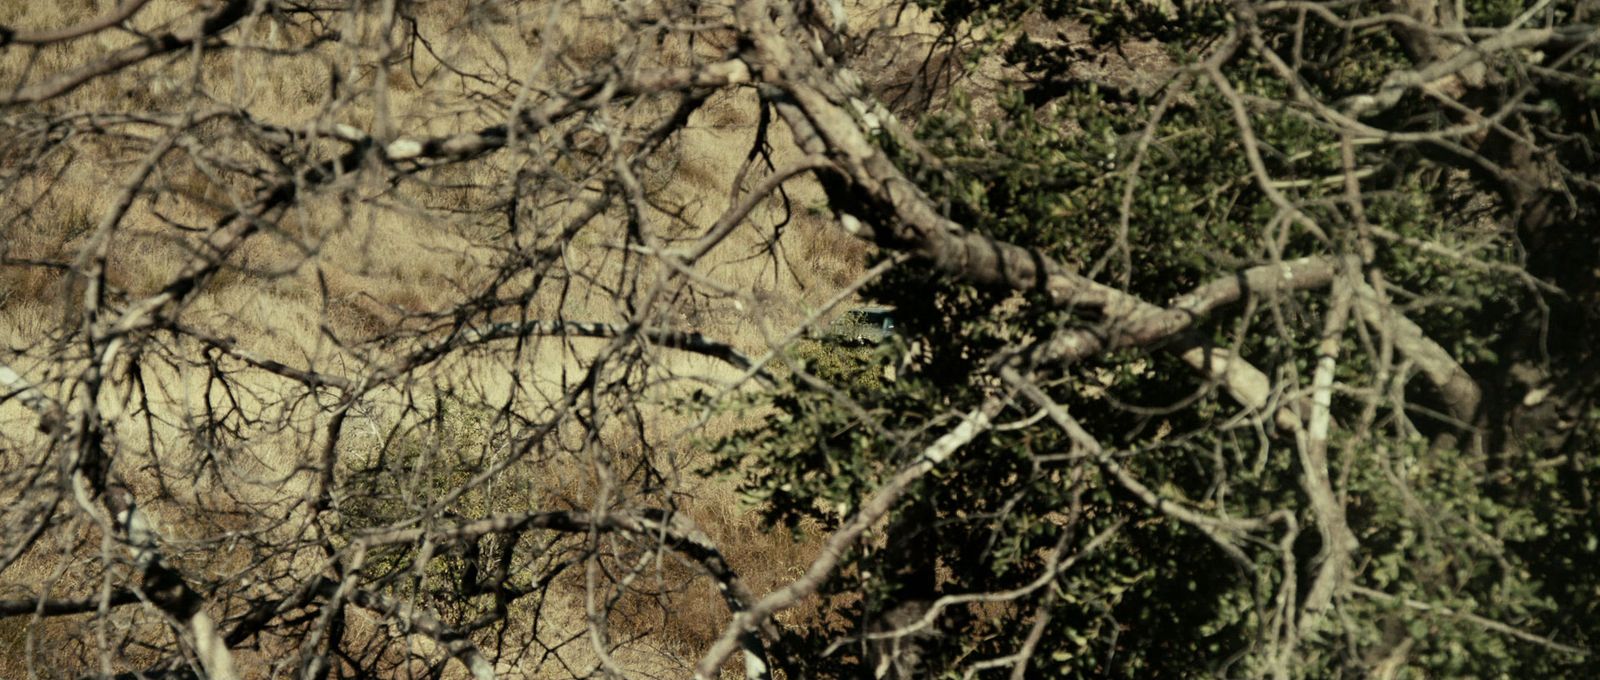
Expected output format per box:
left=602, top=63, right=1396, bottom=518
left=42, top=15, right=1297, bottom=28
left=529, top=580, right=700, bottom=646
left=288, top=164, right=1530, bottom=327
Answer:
left=719, top=0, right=1600, bottom=675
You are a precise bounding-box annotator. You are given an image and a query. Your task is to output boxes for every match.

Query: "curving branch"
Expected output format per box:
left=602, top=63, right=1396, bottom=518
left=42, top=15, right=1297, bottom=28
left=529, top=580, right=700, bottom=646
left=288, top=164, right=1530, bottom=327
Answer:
left=0, top=589, right=140, bottom=618
left=0, top=0, right=252, bottom=105
left=1352, top=279, right=1482, bottom=430
left=458, top=321, right=774, bottom=385
left=1290, top=274, right=1359, bottom=633
left=1349, top=584, right=1588, bottom=656
left=0, top=0, right=156, bottom=47
left=1021, top=257, right=1348, bottom=429
left=998, top=366, right=1268, bottom=560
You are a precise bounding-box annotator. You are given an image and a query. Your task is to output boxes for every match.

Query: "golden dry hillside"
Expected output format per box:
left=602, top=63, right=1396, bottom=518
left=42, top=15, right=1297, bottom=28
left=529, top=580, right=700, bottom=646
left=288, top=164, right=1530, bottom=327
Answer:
left=0, top=0, right=938, bottom=676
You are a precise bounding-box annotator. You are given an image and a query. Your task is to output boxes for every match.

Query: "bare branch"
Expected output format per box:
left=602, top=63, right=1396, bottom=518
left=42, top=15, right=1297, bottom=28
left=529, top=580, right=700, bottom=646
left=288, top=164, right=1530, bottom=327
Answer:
left=0, top=0, right=252, bottom=105
left=694, top=399, right=1002, bottom=678
left=347, top=588, right=498, bottom=680
left=0, top=0, right=156, bottom=46
left=1350, top=584, right=1588, bottom=657
left=458, top=321, right=773, bottom=385
left=1352, top=279, right=1482, bottom=427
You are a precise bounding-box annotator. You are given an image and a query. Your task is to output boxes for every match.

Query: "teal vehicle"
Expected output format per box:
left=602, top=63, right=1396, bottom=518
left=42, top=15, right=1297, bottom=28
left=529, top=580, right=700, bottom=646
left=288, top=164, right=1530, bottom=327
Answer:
left=821, top=305, right=895, bottom=345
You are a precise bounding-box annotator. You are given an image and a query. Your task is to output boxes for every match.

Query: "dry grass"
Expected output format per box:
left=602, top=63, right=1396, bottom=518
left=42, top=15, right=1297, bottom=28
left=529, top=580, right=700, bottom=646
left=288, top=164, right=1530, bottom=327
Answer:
left=0, top=0, right=929, bottom=675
